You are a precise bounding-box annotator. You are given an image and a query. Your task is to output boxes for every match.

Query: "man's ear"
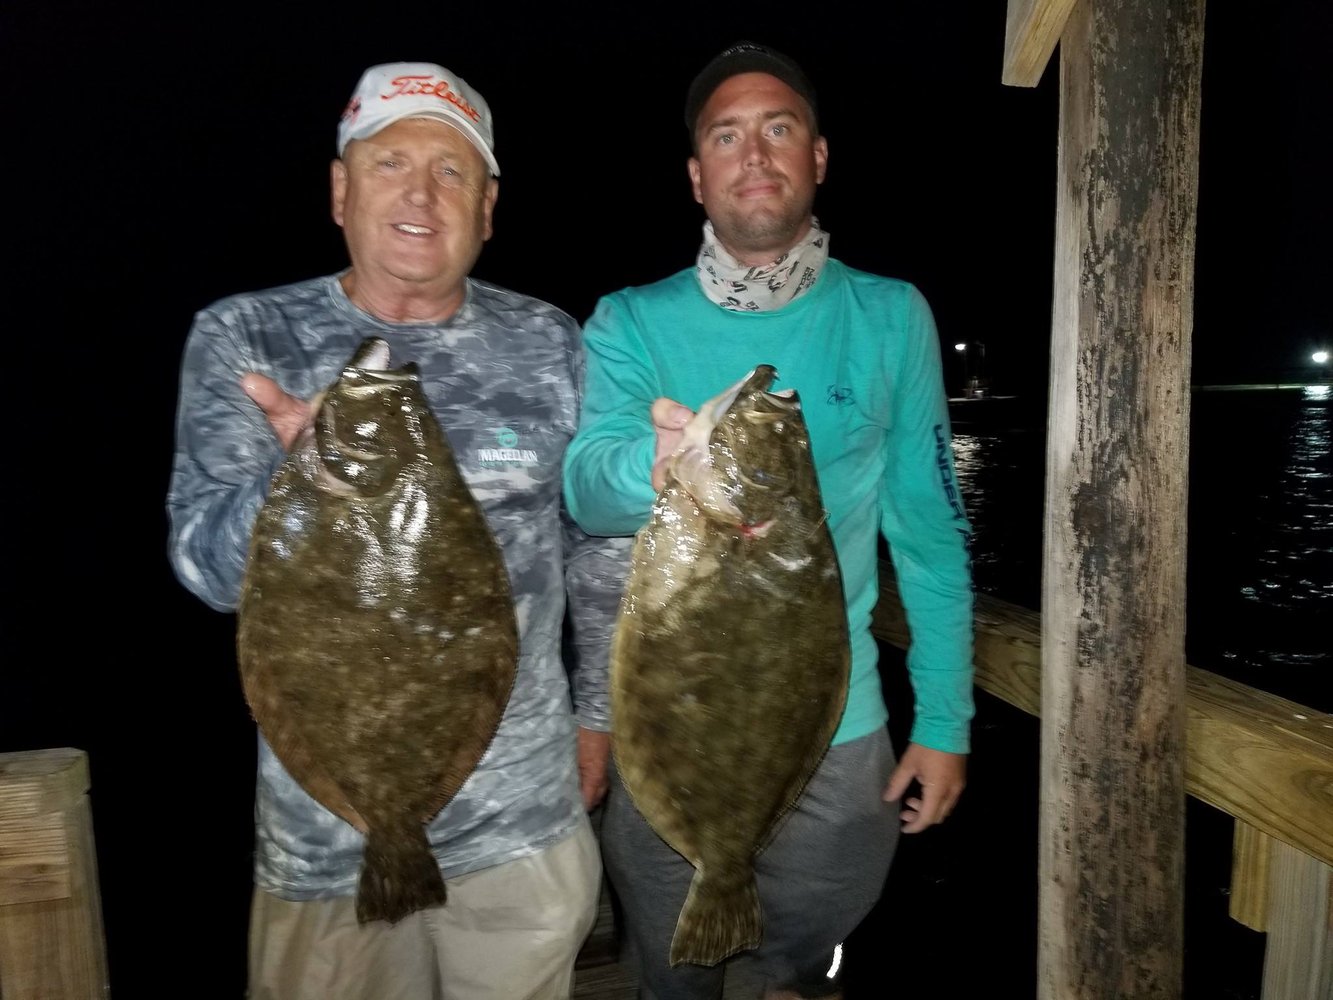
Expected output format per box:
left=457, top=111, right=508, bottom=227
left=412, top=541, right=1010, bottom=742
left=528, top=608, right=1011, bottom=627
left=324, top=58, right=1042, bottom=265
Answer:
left=813, top=136, right=829, bottom=186
left=687, top=157, right=704, bottom=205
left=331, top=159, right=348, bottom=227
left=481, top=178, right=499, bottom=241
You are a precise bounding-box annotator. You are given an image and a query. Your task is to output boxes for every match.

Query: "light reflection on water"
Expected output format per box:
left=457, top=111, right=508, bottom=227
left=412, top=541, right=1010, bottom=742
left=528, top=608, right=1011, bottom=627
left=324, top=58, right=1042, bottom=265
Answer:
left=1240, top=395, right=1332, bottom=617
left=949, top=429, right=1045, bottom=610
left=949, top=388, right=1330, bottom=711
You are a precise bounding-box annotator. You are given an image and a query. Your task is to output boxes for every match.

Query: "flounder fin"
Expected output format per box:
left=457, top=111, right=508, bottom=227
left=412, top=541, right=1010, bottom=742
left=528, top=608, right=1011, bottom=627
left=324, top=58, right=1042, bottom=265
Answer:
left=355, top=821, right=447, bottom=925
left=668, top=867, right=762, bottom=967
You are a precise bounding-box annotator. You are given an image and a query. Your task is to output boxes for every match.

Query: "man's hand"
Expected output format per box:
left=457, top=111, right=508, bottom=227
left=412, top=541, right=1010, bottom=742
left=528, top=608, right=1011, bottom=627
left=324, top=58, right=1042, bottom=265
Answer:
left=577, top=727, right=611, bottom=811
left=883, top=742, right=967, bottom=833
left=650, top=397, right=694, bottom=491
left=241, top=373, right=315, bottom=452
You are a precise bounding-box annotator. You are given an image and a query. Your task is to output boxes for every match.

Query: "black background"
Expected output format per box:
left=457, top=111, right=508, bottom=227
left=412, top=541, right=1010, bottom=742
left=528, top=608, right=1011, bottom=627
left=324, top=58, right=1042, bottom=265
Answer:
left=3, top=1, right=1328, bottom=994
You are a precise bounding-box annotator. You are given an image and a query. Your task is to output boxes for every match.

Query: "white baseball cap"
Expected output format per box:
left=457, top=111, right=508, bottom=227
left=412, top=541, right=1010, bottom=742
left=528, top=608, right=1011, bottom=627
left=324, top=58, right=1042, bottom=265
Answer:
left=337, top=62, right=500, bottom=176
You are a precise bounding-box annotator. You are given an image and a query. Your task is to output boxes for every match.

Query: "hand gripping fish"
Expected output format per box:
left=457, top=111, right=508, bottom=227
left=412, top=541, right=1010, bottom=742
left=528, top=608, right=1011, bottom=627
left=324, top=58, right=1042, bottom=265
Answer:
left=612, top=365, right=850, bottom=966
left=237, top=338, right=517, bottom=925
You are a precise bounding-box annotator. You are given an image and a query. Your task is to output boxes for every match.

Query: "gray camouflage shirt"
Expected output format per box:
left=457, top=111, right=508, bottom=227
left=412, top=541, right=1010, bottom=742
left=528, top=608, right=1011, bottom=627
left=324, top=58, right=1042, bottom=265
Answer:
left=167, top=273, right=628, bottom=897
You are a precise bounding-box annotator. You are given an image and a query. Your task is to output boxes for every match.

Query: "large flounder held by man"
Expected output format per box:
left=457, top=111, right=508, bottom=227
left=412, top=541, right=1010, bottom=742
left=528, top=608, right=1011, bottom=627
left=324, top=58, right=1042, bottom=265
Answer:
left=612, top=364, right=850, bottom=966
left=237, top=337, right=518, bottom=925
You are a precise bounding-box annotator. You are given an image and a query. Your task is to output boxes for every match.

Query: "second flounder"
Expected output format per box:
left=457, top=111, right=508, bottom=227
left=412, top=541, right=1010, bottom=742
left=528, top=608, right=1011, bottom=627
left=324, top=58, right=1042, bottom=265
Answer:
left=611, top=364, right=850, bottom=967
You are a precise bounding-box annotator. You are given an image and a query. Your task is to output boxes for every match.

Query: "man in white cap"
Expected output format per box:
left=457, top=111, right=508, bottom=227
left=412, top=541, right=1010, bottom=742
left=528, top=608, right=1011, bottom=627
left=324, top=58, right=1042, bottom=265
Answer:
left=168, top=61, right=621, bottom=999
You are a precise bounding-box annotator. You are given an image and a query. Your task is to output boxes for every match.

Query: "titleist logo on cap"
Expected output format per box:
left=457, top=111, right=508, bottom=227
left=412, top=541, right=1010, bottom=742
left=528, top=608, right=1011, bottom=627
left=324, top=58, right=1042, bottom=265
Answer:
left=377, top=74, right=483, bottom=124
left=340, top=75, right=482, bottom=127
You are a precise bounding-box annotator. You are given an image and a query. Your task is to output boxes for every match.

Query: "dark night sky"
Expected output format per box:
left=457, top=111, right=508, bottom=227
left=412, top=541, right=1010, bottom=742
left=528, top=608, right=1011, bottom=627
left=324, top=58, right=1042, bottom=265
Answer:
left=2, top=1, right=1328, bottom=992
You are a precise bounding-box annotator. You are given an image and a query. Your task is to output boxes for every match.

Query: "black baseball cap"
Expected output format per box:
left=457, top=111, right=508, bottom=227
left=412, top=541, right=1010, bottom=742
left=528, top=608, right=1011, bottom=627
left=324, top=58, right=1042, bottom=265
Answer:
left=684, top=41, right=819, bottom=138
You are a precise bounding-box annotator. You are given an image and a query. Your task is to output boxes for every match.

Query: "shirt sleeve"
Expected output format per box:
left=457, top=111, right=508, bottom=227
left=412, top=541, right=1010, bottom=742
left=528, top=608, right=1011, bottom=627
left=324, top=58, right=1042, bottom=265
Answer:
left=558, top=314, right=634, bottom=730
left=878, top=285, right=976, bottom=754
left=563, top=515, right=632, bottom=732
left=561, top=294, right=660, bottom=536
left=166, top=306, right=285, bottom=612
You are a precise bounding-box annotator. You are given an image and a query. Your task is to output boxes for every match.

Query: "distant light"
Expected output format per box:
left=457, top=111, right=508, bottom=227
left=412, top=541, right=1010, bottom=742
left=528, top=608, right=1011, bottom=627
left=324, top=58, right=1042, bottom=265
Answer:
left=954, top=343, right=967, bottom=353
left=827, top=943, right=843, bottom=978
left=1314, top=350, right=1330, bottom=364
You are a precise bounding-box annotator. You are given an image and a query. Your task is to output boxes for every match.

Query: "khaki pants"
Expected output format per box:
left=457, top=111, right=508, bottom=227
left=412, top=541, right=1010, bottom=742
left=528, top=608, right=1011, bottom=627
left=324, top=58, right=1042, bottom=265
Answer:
left=247, top=817, right=600, bottom=1000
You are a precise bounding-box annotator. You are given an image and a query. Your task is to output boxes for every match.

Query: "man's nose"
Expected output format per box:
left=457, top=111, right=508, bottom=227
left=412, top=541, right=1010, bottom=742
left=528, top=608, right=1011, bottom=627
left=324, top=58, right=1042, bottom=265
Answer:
left=403, top=166, right=436, bottom=206
left=741, top=134, right=771, bottom=167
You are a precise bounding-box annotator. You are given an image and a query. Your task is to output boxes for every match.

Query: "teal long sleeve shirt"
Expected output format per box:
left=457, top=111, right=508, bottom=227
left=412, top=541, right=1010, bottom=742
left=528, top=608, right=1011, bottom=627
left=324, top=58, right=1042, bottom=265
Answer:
left=563, top=261, right=975, bottom=752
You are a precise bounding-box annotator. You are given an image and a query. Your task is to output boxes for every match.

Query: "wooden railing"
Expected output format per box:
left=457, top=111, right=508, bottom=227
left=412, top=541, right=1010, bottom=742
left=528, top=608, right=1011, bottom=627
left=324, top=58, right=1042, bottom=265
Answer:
left=871, top=563, right=1333, bottom=1000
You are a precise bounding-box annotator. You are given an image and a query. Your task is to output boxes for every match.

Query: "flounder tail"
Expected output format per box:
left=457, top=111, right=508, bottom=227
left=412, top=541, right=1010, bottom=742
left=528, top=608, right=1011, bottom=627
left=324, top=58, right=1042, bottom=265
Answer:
left=668, top=867, right=762, bottom=967
left=355, top=822, right=447, bottom=925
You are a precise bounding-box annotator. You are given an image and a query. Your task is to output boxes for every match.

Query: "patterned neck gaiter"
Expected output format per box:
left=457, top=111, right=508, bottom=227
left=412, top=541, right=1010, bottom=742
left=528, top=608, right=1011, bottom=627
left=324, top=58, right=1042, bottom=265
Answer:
left=695, top=219, right=830, bottom=312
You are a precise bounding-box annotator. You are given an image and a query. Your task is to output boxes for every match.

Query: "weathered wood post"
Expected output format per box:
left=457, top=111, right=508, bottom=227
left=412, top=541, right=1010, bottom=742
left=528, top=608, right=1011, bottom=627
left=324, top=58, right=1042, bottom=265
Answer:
left=1038, top=0, right=1205, bottom=996
left=0, top=748, right=110, bottom=999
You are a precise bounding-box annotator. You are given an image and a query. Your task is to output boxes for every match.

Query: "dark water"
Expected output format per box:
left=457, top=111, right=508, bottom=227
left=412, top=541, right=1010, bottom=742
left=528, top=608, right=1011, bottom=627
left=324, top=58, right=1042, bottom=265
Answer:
left=951, top=385, right=1332, bottom=713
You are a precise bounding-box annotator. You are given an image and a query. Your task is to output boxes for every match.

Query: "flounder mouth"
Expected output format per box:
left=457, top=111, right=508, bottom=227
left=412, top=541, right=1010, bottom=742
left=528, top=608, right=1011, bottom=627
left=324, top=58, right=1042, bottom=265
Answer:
left=340, top=337, right=422, bottom=386
left=666, top=365, right=803, bottom=525
left=692, top=366, right=794, bottom=434
left=337, top=368, right=422, bottom=396
left=347, top=338, right=392, bottom=371
left=708, top=367, right=801, bottom=464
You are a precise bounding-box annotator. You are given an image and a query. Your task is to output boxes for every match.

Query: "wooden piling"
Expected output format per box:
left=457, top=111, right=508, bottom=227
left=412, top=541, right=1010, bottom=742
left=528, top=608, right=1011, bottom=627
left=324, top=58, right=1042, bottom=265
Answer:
left=1037, top=0, right=1206, bottom=995
left=0, top=748, right=109, bottom=999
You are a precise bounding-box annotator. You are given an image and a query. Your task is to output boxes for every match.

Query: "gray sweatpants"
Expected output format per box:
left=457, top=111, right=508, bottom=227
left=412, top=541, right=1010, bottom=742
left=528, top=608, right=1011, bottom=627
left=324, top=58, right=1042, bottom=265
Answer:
left=601, top=728, right=900, bottom=1000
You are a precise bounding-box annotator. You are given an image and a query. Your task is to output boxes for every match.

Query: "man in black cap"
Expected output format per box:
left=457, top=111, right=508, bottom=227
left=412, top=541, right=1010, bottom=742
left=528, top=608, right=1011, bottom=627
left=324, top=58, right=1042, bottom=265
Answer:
left=563, top=41, right=975, bottom=999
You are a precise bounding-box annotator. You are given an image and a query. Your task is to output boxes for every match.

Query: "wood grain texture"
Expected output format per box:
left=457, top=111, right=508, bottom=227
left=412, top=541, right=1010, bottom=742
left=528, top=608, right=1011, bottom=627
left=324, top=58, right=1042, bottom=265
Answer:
left=0, top=815, right=71, bottom=906
left=1188, top=672, right=1333, bottom=867
left=1041, top=1, right=1204, bottom=992
left=1003, top=0, right=1080, bottom=86
left=0, top=750, right=109, bottom=1000
left=0, top=749, right=88, bottom=820
left=1261, top=840, right=1333, bottom=1000
left=1229, top=821, right=1272, bottom=932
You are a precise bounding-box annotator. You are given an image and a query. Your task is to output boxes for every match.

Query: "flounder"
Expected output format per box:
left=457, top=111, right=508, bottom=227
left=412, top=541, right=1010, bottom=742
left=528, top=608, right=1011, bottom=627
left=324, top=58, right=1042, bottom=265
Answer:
left=611, top=364, right=850, bottom=966
left=237, top=337, right=517, bottom=924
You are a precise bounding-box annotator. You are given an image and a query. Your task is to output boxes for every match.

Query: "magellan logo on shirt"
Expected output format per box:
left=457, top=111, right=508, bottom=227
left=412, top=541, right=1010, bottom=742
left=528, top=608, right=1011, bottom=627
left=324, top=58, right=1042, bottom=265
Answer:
left=476, top=427, right=539, bottom=467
